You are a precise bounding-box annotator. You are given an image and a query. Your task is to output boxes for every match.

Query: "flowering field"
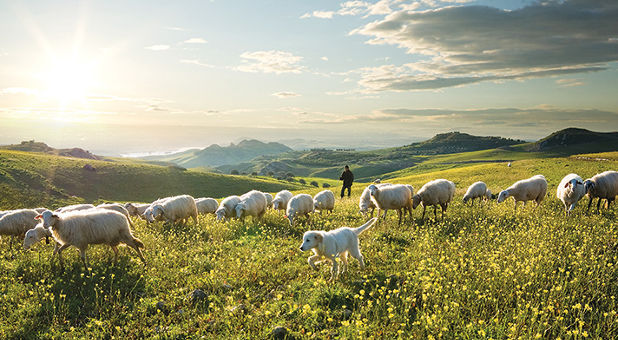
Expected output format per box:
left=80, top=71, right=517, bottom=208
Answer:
left=0, top=153, right=616, bottom=338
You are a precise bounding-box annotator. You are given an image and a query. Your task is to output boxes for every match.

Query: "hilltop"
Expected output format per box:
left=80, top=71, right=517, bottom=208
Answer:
left=0, top=140, right=102, bottom=160
left=526, top=128, right=618, bottom=153
left=141, top=139, right=293, bottom=168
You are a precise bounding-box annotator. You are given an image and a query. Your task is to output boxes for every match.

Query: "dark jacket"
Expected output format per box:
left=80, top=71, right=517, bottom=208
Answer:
left=340, top=170, right=354, bottom=187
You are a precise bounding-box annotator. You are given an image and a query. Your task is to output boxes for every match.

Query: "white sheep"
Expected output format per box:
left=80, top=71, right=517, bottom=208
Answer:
left=145, top=195, right=198, bottom=226
left=272, top=190, right=293, bottom=213
left=142, top=197, right=170, bottom=223
left=368, top=184, right=413, bottom=225
left=485, top=189, right=493, bottom=201
left=235, top=190, right=268, bottom=221
left=286, top=194, right=314, bottom=227
left=195, top=198, right=219, bottom=215
left=497, top=175, right=548, bottom=212
left=55, top=204, right=95, bottom=213
left=412, top=179, right=456, bottom=221
left=359, top=183, right=391, bottom=218
left=584, top=170, right=618, bottom=213
left=556, top=173, right=586, bottom=215
left=215, top=195, right=241, bottom=222
left=25, top=209, right=145, bottom=268
left=263, top=193, right=274, bottom=209
left=313, top=190, right=336, bottom=214
left=124, top=202, right=150, bottom=218
left=97, top=203, right=131, bottom=219
left=0, top=209, right=40, bottom=250
left=463, top=181, right=490, bottom=206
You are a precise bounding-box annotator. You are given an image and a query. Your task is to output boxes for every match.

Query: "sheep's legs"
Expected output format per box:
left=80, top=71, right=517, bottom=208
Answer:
left=587, top=197, right=593, bottom=212
left=79, top=246, right=89, bottom=269
left=397, top=209, right=402, bottom=225
left=421, top=206, right=427, bottom=221
left=440, top=203, right=447, bottom=220
left=111, top=245, right=119, bottom=263
left=433, top=205, right=437, bottom=221
left=55, top=244, right=70, bottom=269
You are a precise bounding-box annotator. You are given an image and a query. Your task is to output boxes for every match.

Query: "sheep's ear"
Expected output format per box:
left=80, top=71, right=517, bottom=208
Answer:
left=34, top=215, right=42, bottom=220
left=564, top=182, right=570, bottom=188
left=52, top=213, right=60, bottom=219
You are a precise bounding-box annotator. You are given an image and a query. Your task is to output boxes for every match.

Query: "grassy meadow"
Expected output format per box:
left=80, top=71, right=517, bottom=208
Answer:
left=0, top=152, right=617, bottom=338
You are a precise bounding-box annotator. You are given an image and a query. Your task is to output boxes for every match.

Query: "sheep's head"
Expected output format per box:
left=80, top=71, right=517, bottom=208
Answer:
left=313, top=200, right=321, bottom=210
left=583, top=179, right=594, bottom=194
left=485, top=189, right=492, bottom=200
left=35, top=210, right=59, bottom=229
left=412, top=195, right=422, bottom=209
left=497, top=190, right=510, bottom=203
left=285, top=209, right=295, bottom=226
left=23, top=224, right=51, bottom=250
left=462, top=196, right=469, bottom=204
left=215, top=208, right=226, bottom=221
left=124, top=203, right=138, bottom=215
left=151, top=205, right=166, bottom=220
left=367, top=184, right=378, bottom=196
left=235, top=203, right=246, bottom=218
left=299, top=231, right=322, bottom=251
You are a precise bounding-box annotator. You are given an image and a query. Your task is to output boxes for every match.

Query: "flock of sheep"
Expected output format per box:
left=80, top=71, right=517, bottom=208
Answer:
left=0, top=170, right=616, bottom=270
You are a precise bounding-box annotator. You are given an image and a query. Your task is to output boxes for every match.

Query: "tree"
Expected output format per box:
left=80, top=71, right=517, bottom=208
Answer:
left=322, top=183, right=331, bottom=188
left=286, top=172, right=295, bottom=178
left=310, top=181, right=319, bottom=187
left=298, top=178, right=306, bottom=184
left=230, top=169, right=240, bottom=175
left=251, top=172, right=258, bottom=176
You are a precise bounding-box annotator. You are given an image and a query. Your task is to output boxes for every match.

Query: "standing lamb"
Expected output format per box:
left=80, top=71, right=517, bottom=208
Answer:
left=0, top=209, right=40, bottom=250
left=359, top=183, right=391, bottom=218
left=25, top=209, right=145, bottom=268
left=412, top=179, right=456, bottom=222
left=272, top=190, right=293, bottom=214
left=55, top=204, right=95, bottom=213
left=556, top=173, right=586, bottom=215
left=124, top=203, right=150, bottom=218
left=286, top=194, right=314, bottom=227
left=584, top=171, right=618, bottom=213
left=463, top=181, right=490, bottom=206
left=263, top=193, right=274, bottom=209
left=195, top=198, right=219, bottom=215
left=497, top=175, right=548, bottom=212
left=235, top=190, right=268, bottom=222
left=368, top=184, right=412, bottom=225
left=215, top=195, right=241, bottom=222
left=313, top=190, right=336, bottom=215
left=145, top=195, right=198, bottom=226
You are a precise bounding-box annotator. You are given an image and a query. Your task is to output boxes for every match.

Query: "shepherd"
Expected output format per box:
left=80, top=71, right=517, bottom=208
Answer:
left=339, top=165, right=354, bottom=198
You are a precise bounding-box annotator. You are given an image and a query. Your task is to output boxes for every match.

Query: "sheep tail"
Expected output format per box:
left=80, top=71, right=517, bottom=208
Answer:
left=354, top=217, right=377, bottom=236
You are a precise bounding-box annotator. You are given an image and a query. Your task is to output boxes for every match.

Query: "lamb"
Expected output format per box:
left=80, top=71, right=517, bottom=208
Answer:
left=412, top=179, right=456, bottom=221
left=497, top=175, right=548, bottom=212
left=124, top=203, right=150, bottom=218
left=55, top=204, right=95, bottom=213
left=235, top=190, right=268, bottom=221
left=313, top=190, right=335, bottom=215
left=463, top=181, right=490, bottom=206
left=195, top=198, right=219, bottom=215
left=25, top=209, right=145, bottom=268
left=215, top=195, right=241, bottom=222
left=286, top=194, right=314, bottom=227
left=0, top=209, right=40, bottom=249
left=368, top=184, right=412, bottom=225
left=263, top=193, right=274, bottom=209
left=359, top=183, right=391, bottom=218
left=584, top=171, right=618, bottom=213
left=144, top=195, right=198, bottom=226
left=272, top=190, right=293, bottom=213
left=556, top=173, right=586, bottom=215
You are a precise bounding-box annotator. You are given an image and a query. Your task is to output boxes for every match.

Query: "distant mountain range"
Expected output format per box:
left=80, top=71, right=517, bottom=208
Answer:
left=0, top=140, right=101, bottom=160
left=141, top=139, right=293, bottom=168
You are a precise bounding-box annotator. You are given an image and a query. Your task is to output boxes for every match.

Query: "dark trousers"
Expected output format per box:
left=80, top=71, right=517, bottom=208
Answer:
left=341, top=185, right=351, bottom=198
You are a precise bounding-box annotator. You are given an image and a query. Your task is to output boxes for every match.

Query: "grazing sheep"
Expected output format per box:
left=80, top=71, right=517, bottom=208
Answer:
left=463, top=181, right=489, bottom=206
left=272, top=190, right=293, bottom=213
left=313, top=190, right=336, bottom=215
left=412, top=179, right=456, bottom=221
left=55, top=204, right=95, bottom=213
left=235, top=190, right=268, bottom=221
left=215, top=195, right=241, bottom=222
left=263, top=193, right=274, bottom=209
left=556, top=173, right=586, bottom=215
left=497, top=175, right=548, bottom=212
left=286, top=194, right=314, bottom=227
left=0, top=209, right=40, bottom=249
left=146, top=195, right=198, bottom=226
left=124, top=203, right=150, bottom=218
left=359, top=183, right=391, bottom=218
left=368, top=184, right=412, bottom=225
left=195, top=198, right=219, bottom=215
left=26, top=209, right=145, bottom=268
left=485, top=189, right=493, bottom=201
left=584, top=171, right=618, bottom=213
left=97, top=203, right=131, bottom=219
left=142, top=197, right=171, bottom=223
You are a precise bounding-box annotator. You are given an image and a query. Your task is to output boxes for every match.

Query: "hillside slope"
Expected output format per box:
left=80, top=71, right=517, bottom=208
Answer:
left=0, top=140, right=102, bottom=160
left=0, top=150, right=306, bottom=209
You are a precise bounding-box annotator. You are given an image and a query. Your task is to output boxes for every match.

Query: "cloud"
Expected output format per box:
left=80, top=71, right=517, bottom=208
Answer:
left=145, top=45, right=170, bottom=51
left=180, top=59, right=214, bottom=68
left=349, top=1, right=618, bottom=90
left=300, top=10, right=335, bottom=19
left=237, top=50, right=304, bottom=74
left=0, top=87, right=39, bottom=96
left=272, top=91, right=301, bottom=98
left=164, top=26, right=186, bottom=31
left=183, top=38, right=207, bottom=44
left=556, top=78, right=585, bottom=87
left=303, top=0, right=473, bottom=20
left=321, top=56, right=329, bottom=61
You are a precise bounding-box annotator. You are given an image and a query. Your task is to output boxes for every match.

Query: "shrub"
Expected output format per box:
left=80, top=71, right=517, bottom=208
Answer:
left=230, top=169, right=240, bottom=175
left=310, top=181, right=319, bottom=187
left=251, top=172, right=258, bottom=176
left=286, top=172, right=295, bottom=178
left=322, top=183, right=331, bottom=188
left=298, top=179, right=306, bottom=184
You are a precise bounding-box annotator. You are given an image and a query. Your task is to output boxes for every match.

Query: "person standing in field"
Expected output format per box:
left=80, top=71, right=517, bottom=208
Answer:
left=339, top=165, right=354, bottom=198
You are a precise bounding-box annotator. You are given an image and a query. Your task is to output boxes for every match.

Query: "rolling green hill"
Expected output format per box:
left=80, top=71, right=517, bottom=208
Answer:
left=0, top=150, right=306, bottom=209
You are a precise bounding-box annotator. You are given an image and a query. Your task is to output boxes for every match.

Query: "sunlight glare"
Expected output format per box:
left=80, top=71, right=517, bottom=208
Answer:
left=40, top=57, right=96, bottom=105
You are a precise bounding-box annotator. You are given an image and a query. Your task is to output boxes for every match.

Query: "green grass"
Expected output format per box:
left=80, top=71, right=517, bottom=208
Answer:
left=0, top=150, right=307, bottom=209
left=0, top=152, right=617, bottom=338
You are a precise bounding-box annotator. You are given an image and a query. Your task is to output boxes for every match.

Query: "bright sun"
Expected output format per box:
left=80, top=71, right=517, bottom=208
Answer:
left=40, top=57, right=96, bottom=105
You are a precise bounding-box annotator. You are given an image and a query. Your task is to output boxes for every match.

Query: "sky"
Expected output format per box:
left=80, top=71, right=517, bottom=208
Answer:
left=0, top=0, right=617, bottom=155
